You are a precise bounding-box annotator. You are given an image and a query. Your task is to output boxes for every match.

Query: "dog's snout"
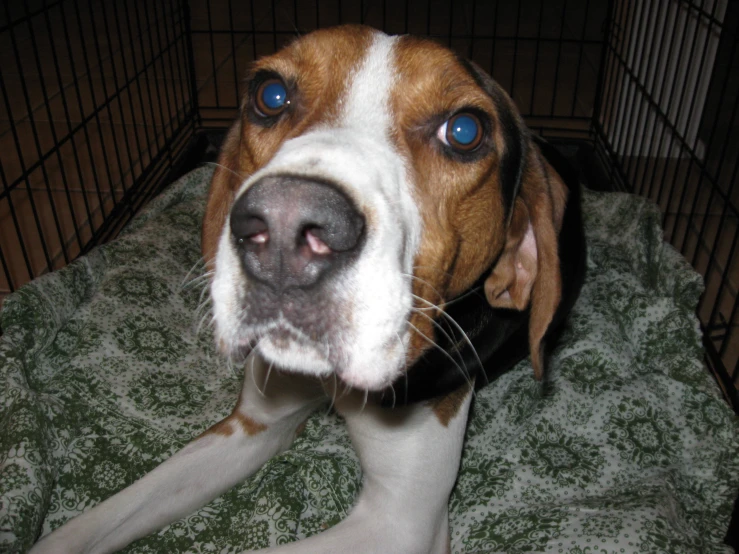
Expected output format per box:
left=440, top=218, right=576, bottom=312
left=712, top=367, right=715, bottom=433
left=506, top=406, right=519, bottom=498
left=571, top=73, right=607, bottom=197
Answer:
left=230, top=176, right=365, bottom=289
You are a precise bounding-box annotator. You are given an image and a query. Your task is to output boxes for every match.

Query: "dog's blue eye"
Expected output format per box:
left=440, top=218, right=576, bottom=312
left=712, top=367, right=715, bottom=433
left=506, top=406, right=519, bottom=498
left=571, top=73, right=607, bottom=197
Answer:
left=438, top=112, right=483, bottom=152
left=262, top=82, right=286, bottom=109
left=449, top=115, right=478, bottom=145
left=256, top=79, right=289, bottom=116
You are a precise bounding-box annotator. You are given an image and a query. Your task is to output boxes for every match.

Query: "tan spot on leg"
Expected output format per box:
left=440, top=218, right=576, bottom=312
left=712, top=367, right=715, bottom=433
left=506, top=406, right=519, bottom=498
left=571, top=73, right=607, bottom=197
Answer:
left=294, top=419, right=308, bottom=438
left=198, top=418, right=235, bottom=438
left=431, top=385, right=471, bottom=427
left=232, top=411, right=268, bottom=436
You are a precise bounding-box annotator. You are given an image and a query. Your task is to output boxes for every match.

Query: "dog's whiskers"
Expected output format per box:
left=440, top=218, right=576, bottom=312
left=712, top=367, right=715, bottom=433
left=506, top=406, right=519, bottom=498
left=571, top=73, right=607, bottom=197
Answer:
left=438, top=286, right=485, bottom=309
left=194, top=287, right=213, bottom=312
left=205, top=161, right=247, bottom=183
left=360, top=388, right=369, bottom=413
left=400, top=272, right=445, bottom=306
left=395, top=331, right=410, bottom=405
left=261, top=358, right=275, bottom=396
left=181, top=257, right=208, bottom=289
left=412, top=295, right=488, bottom=387
left=196, top=280, right=212, bottom=303
left=195, top=305, right=215, bottom=338
left=409, top=307, right=473, bottom=389
left=323, top=372, right=339, bottom=417
left=402, top=272, right=485, bottom=309
left=405, top=320, right=473, bottom=390
left=388, top=383, right=397, bottom=409
left=411, top=264, right=455, bottom=280
left=248, top=337, right=270, bottom=396
left=194, top=298, right=212, bottom=322
left=185, top=264, right=215, bottom=339
left=181, top=270, right=213, bottom=292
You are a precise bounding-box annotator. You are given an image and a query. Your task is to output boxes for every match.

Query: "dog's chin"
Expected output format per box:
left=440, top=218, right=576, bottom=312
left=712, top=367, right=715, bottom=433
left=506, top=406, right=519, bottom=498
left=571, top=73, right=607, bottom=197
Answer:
left=245, top=326, right=404, bottom=392
left=257, top=334, right=333, bottom=377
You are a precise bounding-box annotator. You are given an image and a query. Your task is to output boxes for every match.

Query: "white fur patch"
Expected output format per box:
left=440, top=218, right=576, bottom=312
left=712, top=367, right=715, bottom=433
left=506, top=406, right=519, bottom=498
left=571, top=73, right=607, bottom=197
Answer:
left=342, top=32, right=396, bottom=133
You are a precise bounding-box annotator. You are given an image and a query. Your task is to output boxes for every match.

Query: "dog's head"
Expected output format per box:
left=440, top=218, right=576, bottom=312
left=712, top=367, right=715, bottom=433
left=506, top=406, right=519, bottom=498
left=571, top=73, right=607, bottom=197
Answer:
left=204, top=25, right=568, bottom=391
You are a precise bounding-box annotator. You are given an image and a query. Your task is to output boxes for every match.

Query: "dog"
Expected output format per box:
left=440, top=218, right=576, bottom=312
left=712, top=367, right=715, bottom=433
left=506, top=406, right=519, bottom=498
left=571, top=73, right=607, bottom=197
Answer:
left=30, top=25, right=585, bottom=554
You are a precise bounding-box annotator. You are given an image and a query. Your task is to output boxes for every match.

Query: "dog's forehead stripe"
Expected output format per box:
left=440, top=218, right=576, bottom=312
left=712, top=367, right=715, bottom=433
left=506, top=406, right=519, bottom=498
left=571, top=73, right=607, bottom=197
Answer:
left=341, top=32, right=398, bottom=132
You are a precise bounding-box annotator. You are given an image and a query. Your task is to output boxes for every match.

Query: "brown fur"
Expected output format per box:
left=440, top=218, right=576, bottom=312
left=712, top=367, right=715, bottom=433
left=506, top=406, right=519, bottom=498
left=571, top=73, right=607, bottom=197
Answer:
left=431, top=384, right=472, bottom=426
left=200, top=386, right=268, bottom=438
left=232, top=411, right=269, bottom=436
left=200, top=411, right=267, bottom=438
left=294, top=420, right=308, bottom=438
left=387, top=37, right=568, bottom=381
left=484, top=144, right=568, bottom=379
left=202, top=121, right=243, bottom=266
left=390, top=37, right=508, bottom=359
left=524, top=148, right=568, bottom=379
left=199, top=417, right=235, bottom=438
left=483, top=199, right=534, bottom=311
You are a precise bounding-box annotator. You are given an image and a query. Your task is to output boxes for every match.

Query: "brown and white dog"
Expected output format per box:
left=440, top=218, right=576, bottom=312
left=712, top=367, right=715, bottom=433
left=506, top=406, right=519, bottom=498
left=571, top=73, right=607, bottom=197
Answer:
left=31, top=25, right=585, bottom=554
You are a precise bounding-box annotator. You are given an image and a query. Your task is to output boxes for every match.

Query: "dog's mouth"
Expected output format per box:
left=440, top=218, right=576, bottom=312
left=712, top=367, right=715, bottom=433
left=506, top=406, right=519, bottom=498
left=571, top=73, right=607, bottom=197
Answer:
left=246, top=318, right=335, bottom=378
left=265, top=324, right=306, bottom=349
left=212, top=234, right=416, bottom=391
left=228, top=314, right=408, bottom=392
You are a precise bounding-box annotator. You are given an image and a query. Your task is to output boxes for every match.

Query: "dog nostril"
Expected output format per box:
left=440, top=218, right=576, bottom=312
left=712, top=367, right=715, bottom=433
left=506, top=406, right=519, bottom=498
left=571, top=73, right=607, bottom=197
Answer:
left=233, top=216, right=268, bottom=246
left=248, top=230, right=269, bottom=244
left=230, top=176, right=365, bottom=290
left=304, top=227, right=331, bottom=255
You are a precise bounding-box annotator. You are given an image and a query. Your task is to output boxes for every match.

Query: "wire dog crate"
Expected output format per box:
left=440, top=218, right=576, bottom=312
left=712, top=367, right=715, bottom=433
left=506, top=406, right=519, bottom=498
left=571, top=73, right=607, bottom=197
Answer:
left=1, top=0, right=738, bottom=409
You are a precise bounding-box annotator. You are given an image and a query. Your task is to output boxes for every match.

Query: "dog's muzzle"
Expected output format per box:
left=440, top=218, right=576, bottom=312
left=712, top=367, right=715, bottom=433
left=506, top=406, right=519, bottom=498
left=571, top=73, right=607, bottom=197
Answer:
left=230, top=175, right=365, bottom=290
left=212, top=129, right=417, bottom=389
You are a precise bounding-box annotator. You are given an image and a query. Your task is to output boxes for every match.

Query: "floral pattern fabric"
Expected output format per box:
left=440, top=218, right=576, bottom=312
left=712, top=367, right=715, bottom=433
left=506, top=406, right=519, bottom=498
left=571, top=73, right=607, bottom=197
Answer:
left=1, top=167, right=738, bottom=553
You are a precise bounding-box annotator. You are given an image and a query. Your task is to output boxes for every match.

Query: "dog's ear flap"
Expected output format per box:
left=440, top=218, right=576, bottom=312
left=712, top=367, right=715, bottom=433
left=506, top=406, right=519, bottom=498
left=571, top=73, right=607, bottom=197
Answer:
left=202, top=120, right=243, bottom=267
left=462, top=61, right=568, bottom=380
left=484, top=144, right=568, bottom=380
left=484, top=198, right=536, bottom=312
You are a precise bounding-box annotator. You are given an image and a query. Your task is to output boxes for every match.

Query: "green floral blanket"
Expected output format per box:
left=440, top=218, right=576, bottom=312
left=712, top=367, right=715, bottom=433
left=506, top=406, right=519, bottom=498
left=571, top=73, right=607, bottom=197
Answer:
left=2, top=167, right=738, bottom=553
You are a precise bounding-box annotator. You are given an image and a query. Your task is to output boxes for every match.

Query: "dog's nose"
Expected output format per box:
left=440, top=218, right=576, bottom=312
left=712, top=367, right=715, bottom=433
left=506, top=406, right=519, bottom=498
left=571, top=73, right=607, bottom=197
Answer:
left=230, top=176, right=365, bottom=289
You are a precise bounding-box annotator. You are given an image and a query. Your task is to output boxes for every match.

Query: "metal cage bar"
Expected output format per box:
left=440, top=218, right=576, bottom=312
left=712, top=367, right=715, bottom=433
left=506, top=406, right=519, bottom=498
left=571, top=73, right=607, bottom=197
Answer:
left=592, top=0, right=739, bottom=404
left=190, top=0, right=607, bottom=138
left=0, top=0, right=197, bottom=303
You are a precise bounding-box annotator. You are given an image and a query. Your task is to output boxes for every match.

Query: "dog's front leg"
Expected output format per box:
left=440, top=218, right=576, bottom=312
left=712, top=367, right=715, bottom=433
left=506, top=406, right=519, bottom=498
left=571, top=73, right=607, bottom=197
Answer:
left=30, top=354, right=324, bottom=554
left=258, top=385, right=474, bottom=554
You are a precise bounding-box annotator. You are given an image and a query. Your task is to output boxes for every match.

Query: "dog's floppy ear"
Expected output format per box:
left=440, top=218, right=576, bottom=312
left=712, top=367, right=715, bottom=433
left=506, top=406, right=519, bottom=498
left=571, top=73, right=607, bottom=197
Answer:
left=462, top=61, right=568, bottom=380
left=202, top=119, right=243, bottom=267
left=484, top=144, right=568, bottom=380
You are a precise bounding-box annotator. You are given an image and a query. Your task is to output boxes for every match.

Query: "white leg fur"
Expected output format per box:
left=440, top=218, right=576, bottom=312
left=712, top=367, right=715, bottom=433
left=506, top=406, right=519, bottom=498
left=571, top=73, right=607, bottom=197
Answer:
left=31, top=353, right=472, bottom=554
left=30, top=354, right=324, bottom=554
left=255, top=386, right=474, bottom=554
